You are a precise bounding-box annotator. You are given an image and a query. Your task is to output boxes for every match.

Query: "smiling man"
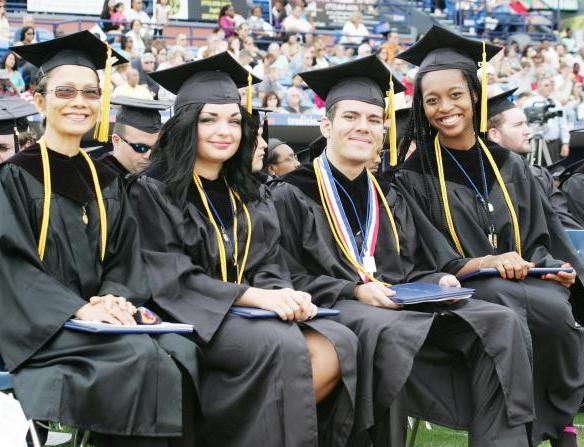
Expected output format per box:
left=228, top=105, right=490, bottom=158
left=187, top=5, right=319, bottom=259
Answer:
left=99, top=96, right=170, bottom=179
left=270, top=55, right=534, bottom=446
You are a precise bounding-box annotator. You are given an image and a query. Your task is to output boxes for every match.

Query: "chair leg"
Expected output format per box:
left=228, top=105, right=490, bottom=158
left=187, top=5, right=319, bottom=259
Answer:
left=408, top=418, right=421, bottom=447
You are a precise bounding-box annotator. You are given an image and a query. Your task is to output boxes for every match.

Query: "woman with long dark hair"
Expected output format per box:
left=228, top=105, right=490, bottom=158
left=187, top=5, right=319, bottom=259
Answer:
left=129, top=51, right=358, bottom=447
left=396, top=26, right=584, bottom=447
left=1, top=31, right=200, bottom=447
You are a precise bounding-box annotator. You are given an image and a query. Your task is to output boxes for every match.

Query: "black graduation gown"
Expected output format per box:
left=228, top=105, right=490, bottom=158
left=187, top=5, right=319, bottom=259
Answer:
left=397, top=142, right=584, bottom=444
left=561, top=172, right=584, bottom=229
left=530, top=164, right=583, bottom=230
left=0, top=144, right=201, bottom=436
left=270, top=164, right=534, bottom=445
left=128, top=174, right=358, bottom=447
left=97, top=152, right=132, bottom=181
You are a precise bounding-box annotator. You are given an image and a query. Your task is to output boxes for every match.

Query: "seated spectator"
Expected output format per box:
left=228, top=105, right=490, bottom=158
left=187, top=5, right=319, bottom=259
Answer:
left=197, top=31, right=222, bottom=59
left=262, top=90, right=287, bottom=113
left=313, top=39, right=329, bottom=68
left=281, top=33, right=301, bottom=61
left=11, top=42, right=37, bottom=89
left=238, top=49, right=253, bottom=71
left=110, top=2, right=127, bottom=31
left=173, top=32, right=189, bottom=51
left=271, top=0, right=287, bottom=28
left=2, top=52, right=24, bottom=94
left=119, top=34, right=135, bottom=60
left=329, top=44, right=349, bottom=65
left=153, top=0, right=169, bottom=38
left=158, top=46, right=184, bottom=71
left=237, top=22, right=251, bottom=43
left=125, top=19, right=145, bottom=58
left=253, top=52, right=275, bottom=78
left=125, top=0, right=151, bottom=30
left=111, top=62, right=129, bottom=88
left=357, top=43, right=372, bottom=57
left=340, top=11, right=369, bottom=45
left=17, top=26, right=36, bottom=46
left=284, top=86, right=309, bottom=113
left=379, top=31, right=401, bottom=63
left=131, top=52, right=159, bottom=98
left=257, top=65, right=285, bottom=100
left=218, top=4, right=237, bottom=38
left=282, top=5, right=313, bottom=34
left=264, top=138, right=300, bottom=177
left=242, top=35, right=263, bottom=64
left=227, top=36, right=241, bottom=59
left=247, top=5, right=274, bottom=36
left=100, top=0, right=123, bottom=33
left=112, top=66, right=153, bottom=99
left=0, top=1, right=9, bottom=44
left=155, top=45, right=167, bottom=67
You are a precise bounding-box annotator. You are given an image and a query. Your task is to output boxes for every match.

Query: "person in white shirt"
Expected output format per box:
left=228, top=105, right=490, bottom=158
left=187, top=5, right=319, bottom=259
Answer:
left=112, top=67, right=153, bottom=99
left=125, top=0, right=151, bottom=34
left=282, top=6, right=313, bottom=34
left=340, top=11, right=369, bottom=45
left=125, top=19, right=145, bottom=58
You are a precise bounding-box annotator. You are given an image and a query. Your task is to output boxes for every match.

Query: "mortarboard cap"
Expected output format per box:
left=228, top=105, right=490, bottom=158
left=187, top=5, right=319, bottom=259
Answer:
left=397, top=25, right=502, bottom=133
left=10, top=30, right=127, bottom=73
left=397, top=25, right=501, bottom=75
left=0, top=96, right=38, bottom=135
left=487, top=88, right=518, bottom=120
left=110, top=96, right=171, bottom=134
left=148, top=52, right=262, bottom=111
left=395, top=107, right=411, bottom=141
left=299, top=55, right=405, bottom=110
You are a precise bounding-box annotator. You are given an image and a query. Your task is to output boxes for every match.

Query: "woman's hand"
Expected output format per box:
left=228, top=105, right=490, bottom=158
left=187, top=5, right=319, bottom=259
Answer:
left=75, top=294, right=137, bottom=326
left=543, top=262, right=576, bottom=288
left=237, top=287, right=317, bottom=321
left=481, top=252, right=535, bottom=280
left=438, top=274, right=460, bottom=288
left=354, top=282, right=401, bottom=309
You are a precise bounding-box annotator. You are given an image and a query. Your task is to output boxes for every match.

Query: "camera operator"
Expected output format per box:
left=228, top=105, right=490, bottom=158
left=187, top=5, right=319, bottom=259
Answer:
left=487, top=89, right=583, bottom=229
left=523, top=76, right=571, bottom=162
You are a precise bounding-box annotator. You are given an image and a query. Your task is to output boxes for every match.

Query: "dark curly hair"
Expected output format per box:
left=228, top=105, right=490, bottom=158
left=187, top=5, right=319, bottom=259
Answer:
left=148, top=103, right=261, bottom=205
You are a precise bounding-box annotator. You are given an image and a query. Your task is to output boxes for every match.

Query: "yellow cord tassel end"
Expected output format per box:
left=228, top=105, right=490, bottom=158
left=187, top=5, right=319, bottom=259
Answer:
left=246, top=71, right=253, bottom=114
left=94, top=45, right=113, bottom=143
left=480, top=41, right=488, bottom=133
left=385, top=78, right=397, bottom=167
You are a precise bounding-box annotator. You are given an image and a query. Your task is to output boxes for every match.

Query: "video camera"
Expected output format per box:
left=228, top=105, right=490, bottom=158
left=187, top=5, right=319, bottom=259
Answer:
left=524, top=100, right=563, bottom=125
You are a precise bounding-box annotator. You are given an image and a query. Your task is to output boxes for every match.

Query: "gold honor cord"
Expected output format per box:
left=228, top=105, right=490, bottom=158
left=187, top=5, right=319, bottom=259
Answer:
left=313, top=159, right=401, bottom=285
left=38, top=138, right=108, bottom=261
left=433, top=135, right=522, bottom=257
left=192, top=172, right=252, bottom=284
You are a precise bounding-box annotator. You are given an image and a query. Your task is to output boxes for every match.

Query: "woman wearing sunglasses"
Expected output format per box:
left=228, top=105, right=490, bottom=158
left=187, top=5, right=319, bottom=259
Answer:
left=0, top=31, right=200, bottom=447
left=396, top=26, right=584, bottom=447
left=129, top=51, right=358, bottom=447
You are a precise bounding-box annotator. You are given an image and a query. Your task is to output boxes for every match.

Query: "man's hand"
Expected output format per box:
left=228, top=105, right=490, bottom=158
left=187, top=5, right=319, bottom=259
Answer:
left=561, top=143, right=570, bottom=158
left=354, top=282, right=401, bottom=309
left=543, top=262, right=576, bottom=288
left=481, top=252, right=535, bottom=280
left=438, top=274, right=461, bottom=288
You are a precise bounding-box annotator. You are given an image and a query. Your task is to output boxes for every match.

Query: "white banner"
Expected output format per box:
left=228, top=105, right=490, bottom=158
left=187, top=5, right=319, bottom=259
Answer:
left=27, top=0, right=104, bottom=15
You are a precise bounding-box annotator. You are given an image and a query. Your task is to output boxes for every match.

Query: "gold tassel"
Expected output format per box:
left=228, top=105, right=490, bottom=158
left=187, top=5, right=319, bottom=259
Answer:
left=94, top=44, right=113, bottom=143
left=480, top=41, right=488, bottom=133
left=246, top=71, right=252, bottom=114
left=385, top=78, right=397, bottom=166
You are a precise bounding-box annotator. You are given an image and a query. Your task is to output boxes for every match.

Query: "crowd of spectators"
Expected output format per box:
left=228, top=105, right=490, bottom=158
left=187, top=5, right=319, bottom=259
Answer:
left=0, top=0, right=583, bottom=138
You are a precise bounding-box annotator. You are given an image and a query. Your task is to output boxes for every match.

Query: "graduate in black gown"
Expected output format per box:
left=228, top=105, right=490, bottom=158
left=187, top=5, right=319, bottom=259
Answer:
left=0, top=95, right=39, bottom=163
left=270, top=55, right=534, bottom=447
left=562, top=166, right=584, bottom=227
left=0, top=31, right=201, bottom=447
left=98, top=96, right=169, bottom=180
left=128, top=51, right=358, bottom=447
left=396, top=25, right=584, bottom=447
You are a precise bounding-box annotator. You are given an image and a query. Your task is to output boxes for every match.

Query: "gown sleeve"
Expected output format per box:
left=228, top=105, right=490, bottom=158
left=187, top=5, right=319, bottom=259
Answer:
left=0, top=165, right=87, bottom=371
left=129, top=177, right=251, bottom=344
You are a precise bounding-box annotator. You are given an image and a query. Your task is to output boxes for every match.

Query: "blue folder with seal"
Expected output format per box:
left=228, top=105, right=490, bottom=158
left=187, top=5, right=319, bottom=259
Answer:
left=566, top=229, right=584, bottom=258
left=389, top=283, right=474, bottom=305
left=229, top=306, right=340, bottom=319
left=458, top=267, right=574, bottom=282
left=64, top=319, right=194, bottom=334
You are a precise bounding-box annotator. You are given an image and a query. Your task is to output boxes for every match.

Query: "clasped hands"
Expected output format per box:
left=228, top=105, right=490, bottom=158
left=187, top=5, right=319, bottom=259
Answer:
left=75, top=294, right=137, bottom=326
left=237, top=287, right=318, bottom=321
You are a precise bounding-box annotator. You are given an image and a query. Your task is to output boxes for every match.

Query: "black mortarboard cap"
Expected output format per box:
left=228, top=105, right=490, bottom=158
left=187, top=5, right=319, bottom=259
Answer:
left=487, top=88, right=518, bottom=120
left=0, top=96, right=37, bottom=134
left=148, top=52, right=262, bottom=110
left=10, top=30, right=127, bottom=73
left=299, top=55, right=405, bottom=110
left=397, top=25, right=501, bottom=75
left=111, top=96, right=171, bottom=134
left=395, top=107, right=411, bottom=141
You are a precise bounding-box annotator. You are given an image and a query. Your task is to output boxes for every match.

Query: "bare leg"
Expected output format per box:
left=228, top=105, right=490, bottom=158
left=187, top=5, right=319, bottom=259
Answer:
left=304, top=328, right=342, bottom=403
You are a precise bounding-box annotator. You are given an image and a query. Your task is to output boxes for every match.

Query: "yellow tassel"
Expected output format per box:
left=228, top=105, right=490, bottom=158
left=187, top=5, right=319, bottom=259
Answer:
left=246, top=71, right=252, bottom=114
left=94, top=44, right=113, bottom=143
left=386, top=77, right=397, bottom=167
left=480, top=41, right=488, bottom=133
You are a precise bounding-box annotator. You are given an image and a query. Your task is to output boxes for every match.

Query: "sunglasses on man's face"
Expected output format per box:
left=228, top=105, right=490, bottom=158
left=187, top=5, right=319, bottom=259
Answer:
left=45, top=86, right=102, bottom=100
left=120, top=136, right=151, bottom=153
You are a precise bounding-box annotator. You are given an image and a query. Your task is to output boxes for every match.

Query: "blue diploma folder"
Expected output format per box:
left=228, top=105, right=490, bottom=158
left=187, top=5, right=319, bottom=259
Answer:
left=229, top=306, right=340, bottom=319
left=64, top=319, right=194, bottom=334
left=458, top=267, right=574, bottom=282
left=389, top=283, right=474, bottom=305
left=566, top=229, right=584, bottom=256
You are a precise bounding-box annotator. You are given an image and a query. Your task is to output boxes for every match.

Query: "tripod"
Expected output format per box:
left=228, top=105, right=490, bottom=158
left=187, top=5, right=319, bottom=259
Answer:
left=527, top=124, right=553, bottom=166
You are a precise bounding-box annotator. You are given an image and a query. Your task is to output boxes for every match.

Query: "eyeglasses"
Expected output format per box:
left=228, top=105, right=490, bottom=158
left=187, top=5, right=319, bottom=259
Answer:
left=119, top=136, right=151, bottom=154
left=44, top=86, right=102, bottom=100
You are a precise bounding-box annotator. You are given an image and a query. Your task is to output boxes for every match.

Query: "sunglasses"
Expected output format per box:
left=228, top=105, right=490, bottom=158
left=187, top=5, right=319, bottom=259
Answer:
left=45, top=86, right=101, bottom=100
left=119, top=136, right=151, bottom=153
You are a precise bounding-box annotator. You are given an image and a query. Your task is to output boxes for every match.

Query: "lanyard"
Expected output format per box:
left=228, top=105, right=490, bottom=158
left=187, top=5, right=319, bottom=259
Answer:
left=201, top=184, right=237, bottom=253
